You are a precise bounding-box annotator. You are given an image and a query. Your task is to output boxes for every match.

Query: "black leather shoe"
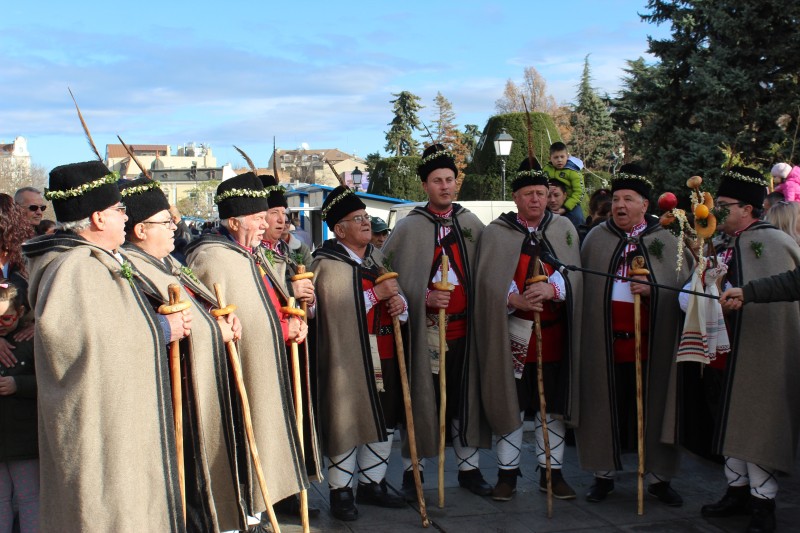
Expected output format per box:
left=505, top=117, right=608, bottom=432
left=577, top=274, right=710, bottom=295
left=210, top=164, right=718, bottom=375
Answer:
left=540, top=468, right=577, bottom=500
left=402, top=470, right=424, bottom=502
left=356, top=480, right=406, bottom=508
left=701, top=485, right=751, bottom=518
left=747, top=496, right=776, bottom=533
left=586, top=477, right=615, bottom=503
left=329, top=487, right=358, bottom=521
left=458, top=469, right=493, bottom=497
left=272, top=494, right=321, bottom=518
left=647, top=481, right=683, bottom=507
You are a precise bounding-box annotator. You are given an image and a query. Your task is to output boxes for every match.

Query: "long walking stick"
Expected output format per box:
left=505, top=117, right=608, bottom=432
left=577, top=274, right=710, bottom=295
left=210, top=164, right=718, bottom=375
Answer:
left=211, top=284, right=281, bottom=533
left=436, top=254, right=453, bottom=509
left=158, top=284, right=191, bottom=523
left=528, top=264, right=553, bottom=518
left=630, top=258, right=650, bottom=516
left=280, top=296, right=310, bottom=533
left=377, top=269, right=430, bottom=528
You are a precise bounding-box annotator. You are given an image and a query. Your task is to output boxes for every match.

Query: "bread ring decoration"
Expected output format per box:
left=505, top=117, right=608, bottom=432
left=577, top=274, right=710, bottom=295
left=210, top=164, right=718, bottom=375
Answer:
left=525, top=274, right=549, bottom=286
left=291, top=271, right=314, bottom=281
left=210, top=304, right=237, bottom=317
left=630, top=268, right=650, bottom=276
left=432, top=281, right=455, bottom=292
left=630, top=256, right=649, bottom=276
left=695, top=213, right=717, bottom=239
left=158, top=300, right=191, bottom=314
left=375, top=271, right=399, bottom=284
left=280, top=306, right=306, bottom=318
left=659, top=212, right=676, bottom=227
left=686, top=175, right=703, bottom=189
left=702, top=191, right=714, bottom=209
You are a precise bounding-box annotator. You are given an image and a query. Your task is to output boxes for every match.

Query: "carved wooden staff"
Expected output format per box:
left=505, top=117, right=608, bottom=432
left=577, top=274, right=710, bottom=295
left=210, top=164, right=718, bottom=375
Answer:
left=630, top=257, right=650, bottom=516
left=435, top=254, right=453, bottom=509
left=158, top=284, right=191, bottom=523
left=280, top=295, right=309, bottom=533
left=527, top=262, right=553, bottom=518
left=211, top=284, right=281, bottom=533
left=376, top=269, right=430, bottom=528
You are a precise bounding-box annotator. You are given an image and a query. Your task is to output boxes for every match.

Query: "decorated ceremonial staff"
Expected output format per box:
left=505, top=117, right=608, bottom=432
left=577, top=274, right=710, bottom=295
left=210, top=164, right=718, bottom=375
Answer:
left=235, top=147, right=323, bottom=529
left=576, top=164, right=692, bottom=512
left=23, top=159, right=186, bottom=532
left=185, top=173, right=310, bottom=528
left=690, top=167, right=800, bottom=533
left=310, top=186, right=408, bottom=521
left=472, top=156, right=583, bottom=511
left=116, top=175, right=249, bottom=532
left=382, top=144, right=492, bottom=503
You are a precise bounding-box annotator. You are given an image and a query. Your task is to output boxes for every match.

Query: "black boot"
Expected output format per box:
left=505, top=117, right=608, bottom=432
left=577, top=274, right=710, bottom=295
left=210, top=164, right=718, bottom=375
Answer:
left=329, top=487, right=358, bottom=521
left=747, top=496, right=776, bottom=533
left=701, top=485, right=751, bottom=518
left=458, top=468, right=493, bottom=496
left=402, top=470, right=424, bottom=502
left=540, top=468, right=577, bottom=500
left=647, top=481, right=683, bottom=507
left=586, top=477, right=615, bottom=503
left=492, top=468, right=520, bottom=501
left=272, top=494, right=321, bottom=518
left=355, top=480, right=406, bottom=508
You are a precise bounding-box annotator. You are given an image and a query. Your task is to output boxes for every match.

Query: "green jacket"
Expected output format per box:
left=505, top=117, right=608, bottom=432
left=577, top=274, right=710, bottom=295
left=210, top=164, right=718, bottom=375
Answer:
left=543, top=162, right=584, bottom=211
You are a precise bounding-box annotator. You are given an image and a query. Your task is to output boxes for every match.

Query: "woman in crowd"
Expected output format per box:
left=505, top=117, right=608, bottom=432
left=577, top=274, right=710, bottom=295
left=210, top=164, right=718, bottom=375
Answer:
left=765, top=200, right=800, bottom=246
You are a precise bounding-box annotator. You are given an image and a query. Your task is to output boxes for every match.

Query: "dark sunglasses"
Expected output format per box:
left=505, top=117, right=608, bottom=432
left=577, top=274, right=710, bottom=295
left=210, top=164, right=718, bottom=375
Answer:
left=26, top=205, right=47, bottom=213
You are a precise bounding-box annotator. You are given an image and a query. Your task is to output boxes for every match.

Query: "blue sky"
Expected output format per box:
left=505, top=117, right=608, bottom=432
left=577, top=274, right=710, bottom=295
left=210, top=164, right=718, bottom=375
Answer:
left=1, top=1, right=670, bottom=173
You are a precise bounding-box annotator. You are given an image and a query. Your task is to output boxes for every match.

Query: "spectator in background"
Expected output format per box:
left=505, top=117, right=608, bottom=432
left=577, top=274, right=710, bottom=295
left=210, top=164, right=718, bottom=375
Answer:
left=34, top=220, right=56, bottom=236
left=765, top=201, right=800, bottom=246
left=0, top=195, right=34, bottom=370
left=291, top=213, right=314, bottom=249
left=12, top=189, right=46, bottom=228
left=0, top=281, right=38, bottom=533
left=370, top=217, right=391, bottom=249
left=772, top=162, right=800, bottom=202
left=578, top=188, right=612, bottom=244
left=763, top=191, right=785, bottom=212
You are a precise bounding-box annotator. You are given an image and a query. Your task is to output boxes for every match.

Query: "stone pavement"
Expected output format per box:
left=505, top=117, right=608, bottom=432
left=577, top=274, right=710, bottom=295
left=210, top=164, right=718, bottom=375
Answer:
left=266, top=425, right=800, bottom=532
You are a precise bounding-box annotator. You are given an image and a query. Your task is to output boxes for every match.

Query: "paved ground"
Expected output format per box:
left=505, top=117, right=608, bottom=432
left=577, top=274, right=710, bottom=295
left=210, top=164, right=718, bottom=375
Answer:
left=264, top=425, right=799, bottom=532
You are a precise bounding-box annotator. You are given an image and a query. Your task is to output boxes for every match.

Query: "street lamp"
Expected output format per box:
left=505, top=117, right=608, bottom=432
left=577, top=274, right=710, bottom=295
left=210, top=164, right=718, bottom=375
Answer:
left=351, top=166, right=363, bottom=192
left=493, top=129, right=514, bottom=201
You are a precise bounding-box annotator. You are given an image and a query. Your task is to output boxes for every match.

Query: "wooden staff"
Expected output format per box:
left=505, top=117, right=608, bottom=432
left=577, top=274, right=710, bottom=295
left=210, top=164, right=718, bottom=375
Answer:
left=211, top=284, right=281, bottom=533
left=630, top=257, right=650, bottom=516
left=280, top=296, right=309, bottom=533
left=527, top=263, right=553, bottom=518
left=435, top=254, right=453, bottom=509
left=376, top=269, right=430, bottom=528
left=157, top=284, right=191, bottom=523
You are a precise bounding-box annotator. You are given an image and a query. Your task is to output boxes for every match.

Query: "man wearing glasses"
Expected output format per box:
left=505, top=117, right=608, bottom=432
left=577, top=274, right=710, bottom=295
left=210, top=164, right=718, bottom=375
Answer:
left=14, top=187, right=47, bottom=227
left=22, top=160, right=185, bottom=532
left=696, top=166, right=800, bottom=533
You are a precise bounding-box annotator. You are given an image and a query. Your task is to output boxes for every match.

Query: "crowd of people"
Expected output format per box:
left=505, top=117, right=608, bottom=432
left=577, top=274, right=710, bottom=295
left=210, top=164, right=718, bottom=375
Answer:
left=0, top=145, right=798, bottom=533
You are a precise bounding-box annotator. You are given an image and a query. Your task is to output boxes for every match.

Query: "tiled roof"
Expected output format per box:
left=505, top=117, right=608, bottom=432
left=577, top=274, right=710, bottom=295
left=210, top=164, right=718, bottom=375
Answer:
left=106, top=144, right=168, bottom=158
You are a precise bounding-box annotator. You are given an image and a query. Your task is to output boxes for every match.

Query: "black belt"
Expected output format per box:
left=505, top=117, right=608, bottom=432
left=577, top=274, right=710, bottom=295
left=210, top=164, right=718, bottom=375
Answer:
left=613, top=331, right=648, bottom=340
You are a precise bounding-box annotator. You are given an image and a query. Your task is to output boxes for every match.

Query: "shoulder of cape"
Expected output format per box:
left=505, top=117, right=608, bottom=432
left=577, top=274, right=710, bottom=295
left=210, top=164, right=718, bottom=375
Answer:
left=186, top=234, right=249, bottom=259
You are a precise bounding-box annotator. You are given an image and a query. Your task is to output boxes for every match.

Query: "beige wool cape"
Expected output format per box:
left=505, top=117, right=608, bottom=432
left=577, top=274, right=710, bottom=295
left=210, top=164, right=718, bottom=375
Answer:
left=711, top=222, right=800, bottom=472
left=576, top=216, right=692, bottom=477
left=186, top=233, right=308, bottom=512
left=23, top=233, right=184, bottom=533
left=381, top=204, right=490, bottom=457
left=310, top=240, right=403, bottom=456
left=123, top=243, right=246, bottom=531
left=472, top=211, right=583, bottom=435
left=257, top=244, right=323, bottom=480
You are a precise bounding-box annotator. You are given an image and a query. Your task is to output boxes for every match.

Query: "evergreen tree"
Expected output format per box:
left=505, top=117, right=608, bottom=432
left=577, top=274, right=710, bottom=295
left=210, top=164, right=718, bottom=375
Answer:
left=430, top=92, right=472, bottom=194
left=615, top=0, right=800, bottom=191
left=571, top=55, right=620, bottom=169
left=384, top=91, right=423, bottom=157
left=366, top=156, right=426, bottom=201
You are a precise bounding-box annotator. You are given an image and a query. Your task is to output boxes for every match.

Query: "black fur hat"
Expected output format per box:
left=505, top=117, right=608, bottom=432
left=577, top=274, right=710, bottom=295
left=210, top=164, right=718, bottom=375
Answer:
left=716, top=166, right=768, bottom=208
left=417, top=144, right=458, bottom=182
left=612, top=163, right=653, bottom=199
left=119, top=177, right=170, bottom=232
left=45, top=160, right=121, bottom=222
left=215, top=172, right=268, bottom=219
left=321, top=186, right=366, bottom=230
left=512, top=157, right=548, bottom=192
left=259, top=174, right=288, bottom=209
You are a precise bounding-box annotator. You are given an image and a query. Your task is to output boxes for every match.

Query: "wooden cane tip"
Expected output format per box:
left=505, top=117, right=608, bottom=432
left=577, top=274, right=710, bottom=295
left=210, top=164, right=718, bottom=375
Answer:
left=375, top=271, right=399, bottom=284
left=291, top=272, right=314, bottom=281
left=281, top=306, right=306, bottom=318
